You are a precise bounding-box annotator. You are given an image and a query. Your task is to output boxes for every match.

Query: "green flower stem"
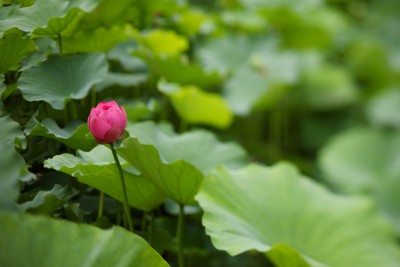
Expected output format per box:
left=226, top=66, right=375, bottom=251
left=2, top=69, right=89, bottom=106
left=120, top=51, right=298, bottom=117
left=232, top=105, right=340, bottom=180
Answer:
left=97, top=191, right=104, bottom=219
left=110, top=143, right=134, bottom=232
left=57, top=33, right=63, bottom=55
left=177, top=204, right=185, bottom=267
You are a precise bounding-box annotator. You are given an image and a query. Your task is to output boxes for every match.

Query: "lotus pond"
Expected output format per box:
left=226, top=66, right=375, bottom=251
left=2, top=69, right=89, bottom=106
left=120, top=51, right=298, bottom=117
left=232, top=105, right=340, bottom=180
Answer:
left=1, top=0, right=400, bottom=266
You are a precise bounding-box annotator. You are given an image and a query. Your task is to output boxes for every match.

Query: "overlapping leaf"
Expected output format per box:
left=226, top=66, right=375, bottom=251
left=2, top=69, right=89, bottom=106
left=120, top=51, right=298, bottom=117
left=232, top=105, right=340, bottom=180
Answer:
left=25, top=118, right=97, bottom=151
left=196, top=162, right=400, bottom=267
left=116, top=122, right=248, bottom=204
left=0, top=212, right=170, bottom=267
left=0, top=0, right=97, bottom=36
left=44, top=145, right=165, bottom=212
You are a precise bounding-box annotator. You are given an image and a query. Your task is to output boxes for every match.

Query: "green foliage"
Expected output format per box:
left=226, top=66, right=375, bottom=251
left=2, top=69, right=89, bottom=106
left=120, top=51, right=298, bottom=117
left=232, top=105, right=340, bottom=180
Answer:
left=116, top=122, right=247, bottom=204
left=0, top=29, right=36, bottom=74
left=19, top=53, right=107, bottom=109
left=197, top=163, right=400, bottom=267
left=0, top=212, right=170, bottom=267
left=1, top=0, right=400, bottom=266
left=0, top=115, right=33, bottom=210
left=44, top=145, right=165, bottom=211
left=0, top=0, right=97, bottom=36
left=159, top=81, right=233, bottom=128
left=25, top=118, right=97, bottom=151
left=319, top=128, right=400, bottom=233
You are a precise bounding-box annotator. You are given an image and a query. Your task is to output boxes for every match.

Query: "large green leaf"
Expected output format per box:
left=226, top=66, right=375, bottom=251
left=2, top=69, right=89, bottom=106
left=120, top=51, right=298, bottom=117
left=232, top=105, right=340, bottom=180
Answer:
left=196, top=163, right=400, bottom=267
left=44, top=145, right=165, bottom=212
left=158, top=81, right=233, bottom=129
left=319, top=127, right=400, bottom=233
left=0, top=115, right=33, bottom=210
left=25, top=117, right=97, bottom=151
left=125, top=122, right=247, bottom=174
left=116, top=122, right=248, bottom=204
left=0, top=212, right=170, bottom=267
left=19, top=53, right=108, bottom=109
left=0, top=0, right=97, bottom=36
left=0, top=29, right=36, bottom=74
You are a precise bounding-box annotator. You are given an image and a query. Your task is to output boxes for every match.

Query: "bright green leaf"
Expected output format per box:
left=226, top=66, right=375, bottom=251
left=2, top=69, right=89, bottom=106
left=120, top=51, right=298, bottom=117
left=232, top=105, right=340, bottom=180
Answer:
left=19, top=53, right=108, bottom=110
left=196, top=163, right=400, bottom=267
left=266, top=244, right=313, bottom=267
left=142, top=29, right=188, bottom=56
left=0, top=212, right=170, bottom=267
left=159, top=81, right=233, bottom=129
left=174, top=9, right=211, bottom=36
left=25, top=118, right=97, bottom=151
left=125, top=122, right=248, bottom=174
left=0, top=29, right=36, bottom=74
left=116, top=121, right=248, bottom=204
left=117, top=137, right=203, bottom=205
left=44, top=145, right=165, bottom=212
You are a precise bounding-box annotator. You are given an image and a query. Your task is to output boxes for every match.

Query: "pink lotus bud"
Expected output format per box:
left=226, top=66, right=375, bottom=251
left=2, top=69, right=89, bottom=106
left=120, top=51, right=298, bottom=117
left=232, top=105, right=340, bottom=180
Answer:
left=87, top=100, right=127, bottom=144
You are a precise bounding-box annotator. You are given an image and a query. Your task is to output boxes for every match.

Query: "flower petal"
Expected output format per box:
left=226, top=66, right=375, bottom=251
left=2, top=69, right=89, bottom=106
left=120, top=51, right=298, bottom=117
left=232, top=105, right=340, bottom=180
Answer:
left=89, top=117, right=111, bottom=140
left=103, top=126, right=123, bottom=143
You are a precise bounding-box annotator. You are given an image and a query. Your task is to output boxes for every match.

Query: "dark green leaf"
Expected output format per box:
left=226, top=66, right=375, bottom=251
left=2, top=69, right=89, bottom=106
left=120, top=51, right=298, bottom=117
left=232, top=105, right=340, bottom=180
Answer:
left=19, top=53, right=108, bottom=109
